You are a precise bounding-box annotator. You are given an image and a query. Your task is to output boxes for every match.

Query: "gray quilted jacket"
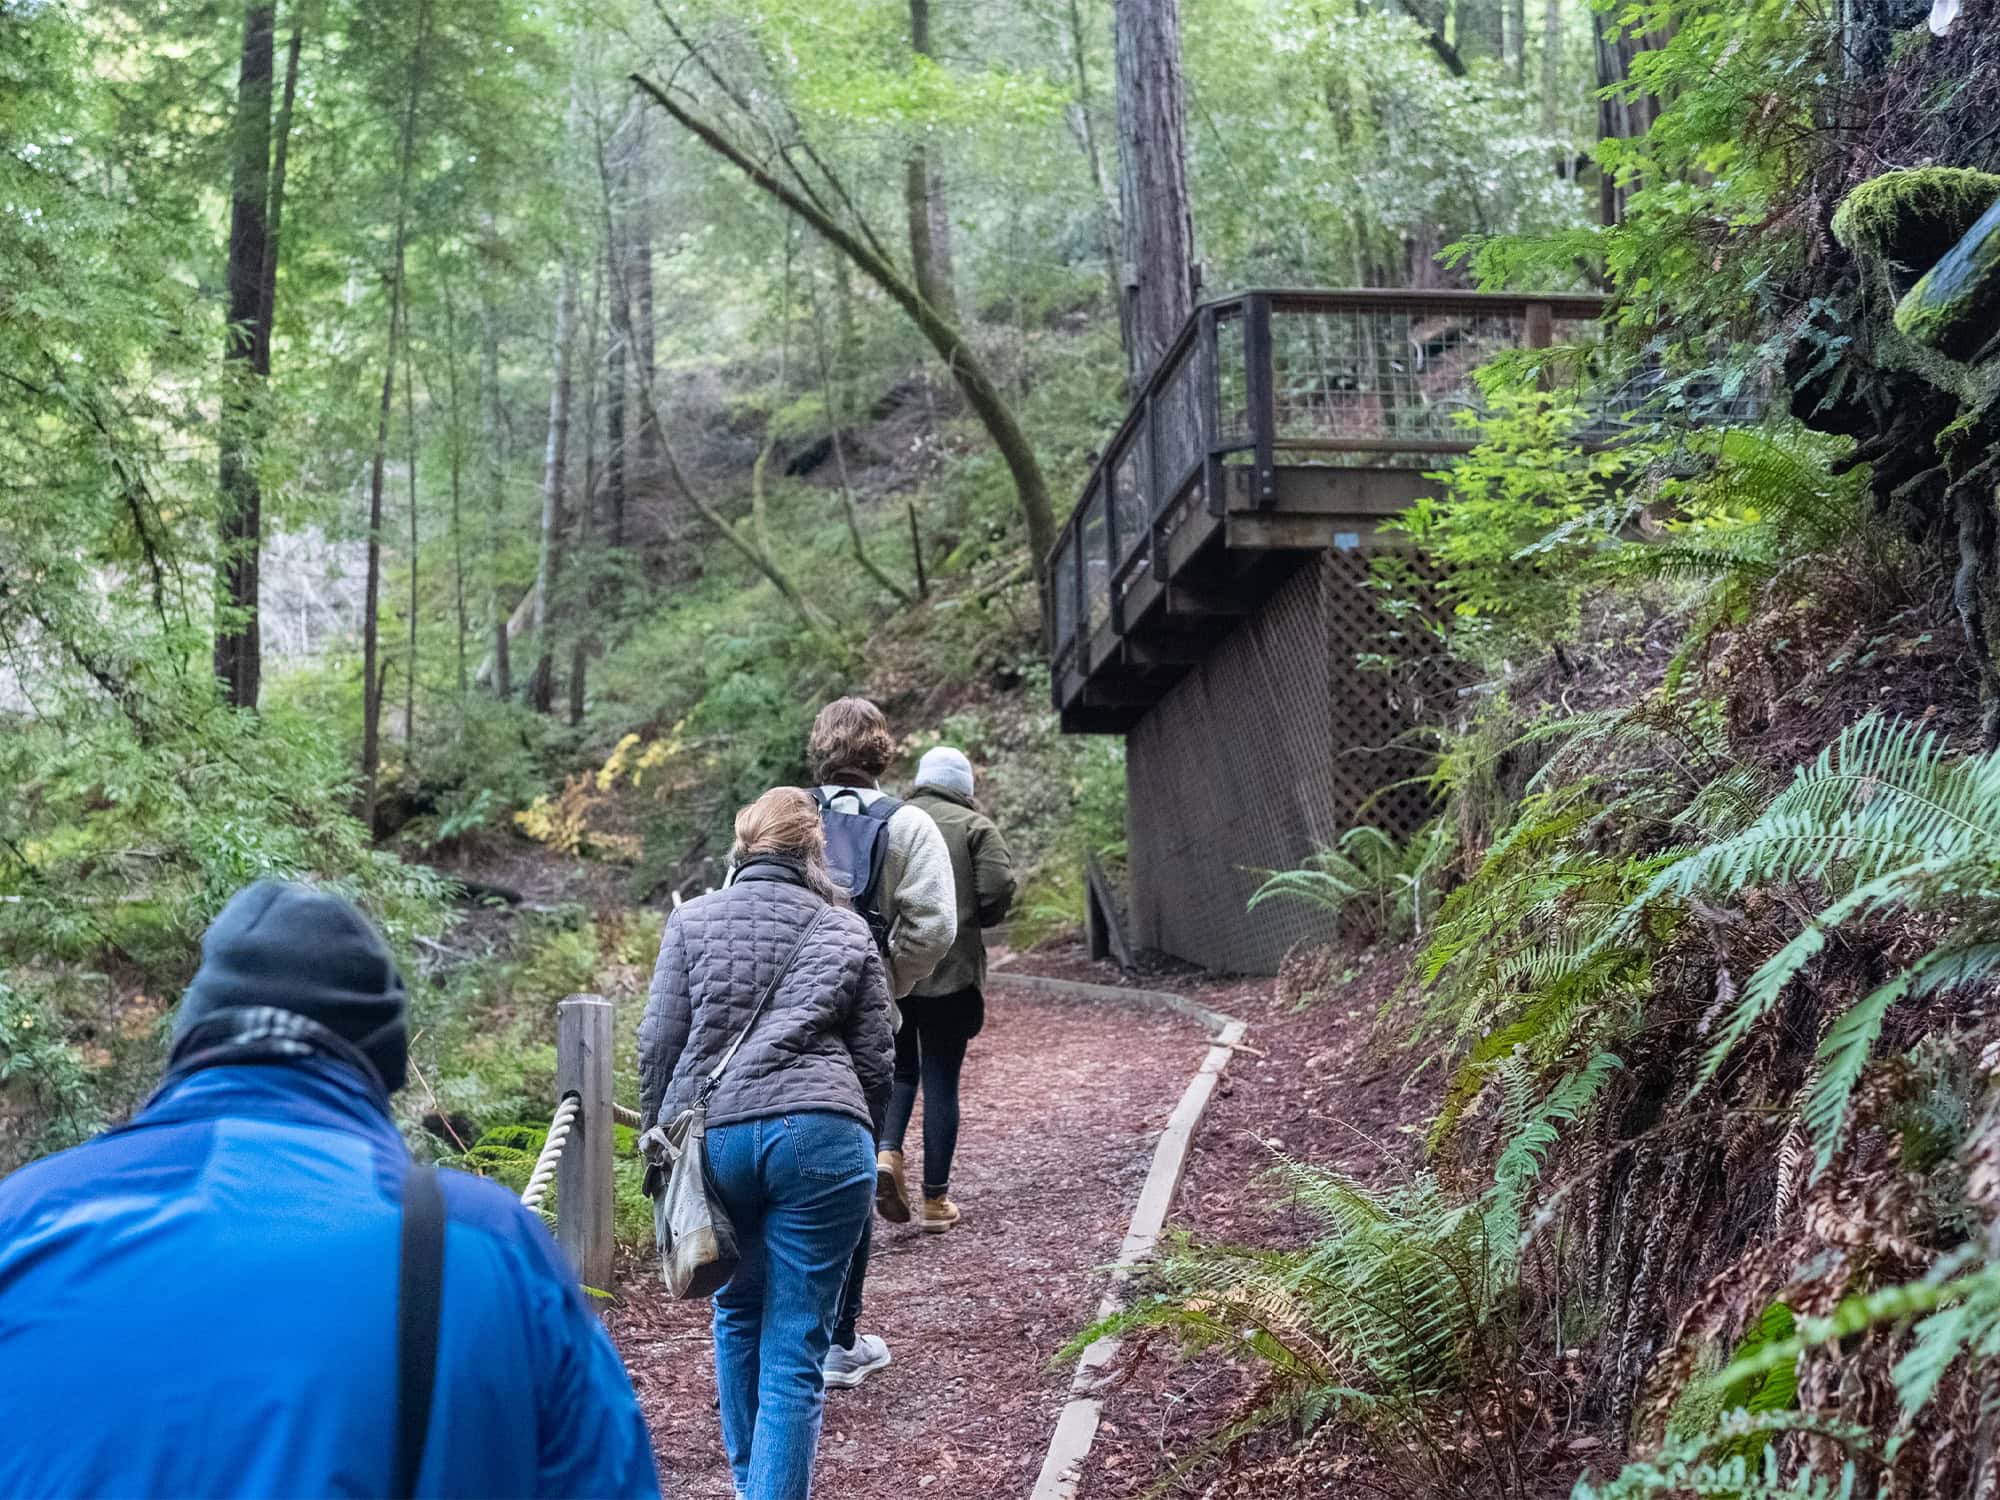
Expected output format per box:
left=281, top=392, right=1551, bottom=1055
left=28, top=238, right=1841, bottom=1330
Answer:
left=637, top=857, right=895, bottom=1135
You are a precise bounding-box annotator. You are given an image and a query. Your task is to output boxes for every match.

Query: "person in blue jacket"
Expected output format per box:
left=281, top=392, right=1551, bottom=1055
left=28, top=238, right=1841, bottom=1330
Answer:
left=0, top=879, right=660, bottom=1500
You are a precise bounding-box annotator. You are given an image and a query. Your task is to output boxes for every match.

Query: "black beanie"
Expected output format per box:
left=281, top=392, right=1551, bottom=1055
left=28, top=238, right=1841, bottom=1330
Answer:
left=174, top=880, right=409, bottom=1092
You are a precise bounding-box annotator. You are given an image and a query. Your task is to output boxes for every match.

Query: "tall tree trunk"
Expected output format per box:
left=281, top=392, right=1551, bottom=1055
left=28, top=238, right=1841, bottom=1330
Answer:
left=361, top=0, right=429, bottom=831
left=1540, top=0, right=1562, bottom=135
left=479, top=266, right=511, bottom=700
left=214, top=2, right=274, bottom=709
left=903, top=0, right=957, bottom=321
left=441, top=276, right=468, bottom=696
left=1112, top=0, right=1196, bottom=388
left=1594, top=22, right=1668, bottom=226
left=629, top=108, right=662, bottom=505
left=402, top=298, right=419, bottom=757
left=1503, top=0, right=1526, bottom=78
left=1059, top=0, right=1125, bottom=351
left=595, top=112, right=632, bottom=549
left=528, top=262, right=576, bottom=715
left=568, top=259, right=603, bottom=727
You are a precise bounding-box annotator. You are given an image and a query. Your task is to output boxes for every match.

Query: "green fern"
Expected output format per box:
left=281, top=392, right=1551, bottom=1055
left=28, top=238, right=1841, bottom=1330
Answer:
left=1608, top=714, right=2000, bottom=1171
left=1249, top=821, right=1451, bottom=944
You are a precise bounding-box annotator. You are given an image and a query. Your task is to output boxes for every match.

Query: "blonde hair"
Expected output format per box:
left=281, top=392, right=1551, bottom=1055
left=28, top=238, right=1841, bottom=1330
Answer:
left=731, top=788, right=842, bottom=902
left=807, top=697, right=895, bottom=783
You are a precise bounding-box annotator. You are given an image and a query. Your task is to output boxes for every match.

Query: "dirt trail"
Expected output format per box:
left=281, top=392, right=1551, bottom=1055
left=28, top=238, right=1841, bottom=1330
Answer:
left=608, top=965, right=1244, bottom=1498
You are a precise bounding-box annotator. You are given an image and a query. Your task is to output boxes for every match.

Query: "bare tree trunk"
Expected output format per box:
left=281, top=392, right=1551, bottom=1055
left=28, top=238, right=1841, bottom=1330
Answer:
left=441, top=276, right=468, bottom=696
left=1058, top=0, right=1125, bottom=350
left=215, top=2, right=274, bottom=709
left=595, top=113, right=632, bottom=549
left=528, top=262, right=576, bottom=715
left=479, top=264, right=511, bottom=700
left=1504, top=0, right=1526, bottom=78
left=903, top=0, right=958, bottom=321
left=402, top=297, right=419, bottom=757
left=633, top=70, right=1057, bottom=570
left=1540, top=0, right=1562, bottom=134
left=361, top=0, right=430, bottom=831
left=568, top=258, right=602, bottom=728
left=1113, top=0, right=1196, bottom=387
left=629, top=108, right=662, bottom=505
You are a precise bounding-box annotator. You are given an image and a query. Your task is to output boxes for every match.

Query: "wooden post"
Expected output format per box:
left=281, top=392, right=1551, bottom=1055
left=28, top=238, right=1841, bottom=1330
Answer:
left=1243, top=292, right=1277, bottom=507
left=555, top=993, right=615, bottom=1304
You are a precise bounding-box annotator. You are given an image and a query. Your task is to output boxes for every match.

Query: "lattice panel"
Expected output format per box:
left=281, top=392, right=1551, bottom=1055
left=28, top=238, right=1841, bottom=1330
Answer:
left=1126, top=551, right=1457, bottom=974
left=1127, top=561, right=1339, bottom=975
left=1324, top=549, right=1456, bottom=840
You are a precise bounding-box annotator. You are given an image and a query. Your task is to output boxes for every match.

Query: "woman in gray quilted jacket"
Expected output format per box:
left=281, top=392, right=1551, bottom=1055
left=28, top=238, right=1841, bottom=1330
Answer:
left=638, top=788, right=895, bottom=1500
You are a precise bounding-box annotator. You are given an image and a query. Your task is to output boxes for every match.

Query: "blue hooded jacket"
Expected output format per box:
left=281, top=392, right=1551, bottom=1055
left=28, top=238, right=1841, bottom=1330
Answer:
left=0, top=1057, right=660, bottom=1499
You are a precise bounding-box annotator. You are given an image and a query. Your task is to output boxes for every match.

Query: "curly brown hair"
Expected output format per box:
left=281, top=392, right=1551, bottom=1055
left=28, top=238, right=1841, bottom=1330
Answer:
left=807, top=697, right=895, bottom=783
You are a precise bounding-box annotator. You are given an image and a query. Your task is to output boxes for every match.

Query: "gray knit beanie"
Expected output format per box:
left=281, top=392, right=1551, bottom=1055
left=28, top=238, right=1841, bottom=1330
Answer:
left=914, top=745, right=975, bottom=800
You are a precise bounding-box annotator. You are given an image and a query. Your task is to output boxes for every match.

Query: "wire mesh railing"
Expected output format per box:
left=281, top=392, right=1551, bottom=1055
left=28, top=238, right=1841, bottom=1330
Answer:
left=1046, top=288, right=1608, bottom=689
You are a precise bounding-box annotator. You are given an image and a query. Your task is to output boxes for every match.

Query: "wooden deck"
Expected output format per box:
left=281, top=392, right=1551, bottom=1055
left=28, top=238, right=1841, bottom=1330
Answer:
left=1048, top=288, right=1606, bottom=733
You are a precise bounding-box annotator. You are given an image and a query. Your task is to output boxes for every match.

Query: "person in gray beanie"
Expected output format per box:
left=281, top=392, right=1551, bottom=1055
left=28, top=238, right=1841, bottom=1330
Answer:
left=0, top=879, right=659, bottom=1499
left=878, top=746, right=1017, bottom=1233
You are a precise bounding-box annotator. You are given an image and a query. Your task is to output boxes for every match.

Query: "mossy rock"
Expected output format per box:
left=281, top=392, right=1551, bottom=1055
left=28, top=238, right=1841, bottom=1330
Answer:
left=1832, top=167, right=2000, bottom=294
left=1896, top=195, right=2000, bottom=363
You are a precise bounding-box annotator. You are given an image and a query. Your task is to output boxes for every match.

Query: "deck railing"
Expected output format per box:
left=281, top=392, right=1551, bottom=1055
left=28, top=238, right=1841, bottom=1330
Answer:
left=1047, top=288, right=1608, bottom=682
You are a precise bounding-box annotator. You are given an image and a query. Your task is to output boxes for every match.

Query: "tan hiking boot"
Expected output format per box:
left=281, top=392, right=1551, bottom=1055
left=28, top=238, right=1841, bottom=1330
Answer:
left=920, top=1193, right=961, bottom=1234
left=876, top=1150, right=912, bottom=1224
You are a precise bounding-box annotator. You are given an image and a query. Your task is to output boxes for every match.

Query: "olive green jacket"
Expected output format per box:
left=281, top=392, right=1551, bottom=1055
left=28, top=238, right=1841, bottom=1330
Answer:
left=906, top=785, right=1017, bottom=998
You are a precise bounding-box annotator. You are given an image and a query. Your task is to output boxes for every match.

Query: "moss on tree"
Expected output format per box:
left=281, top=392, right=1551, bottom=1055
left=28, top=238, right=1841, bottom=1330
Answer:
left=1831, top=166, right=2000, bottom=295
left=1896, top=196, right=2000, bottom=363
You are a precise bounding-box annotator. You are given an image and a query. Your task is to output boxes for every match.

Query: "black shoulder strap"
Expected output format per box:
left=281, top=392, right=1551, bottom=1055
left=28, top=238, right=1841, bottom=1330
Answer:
left=396, top=1164, right=446, bottom=1500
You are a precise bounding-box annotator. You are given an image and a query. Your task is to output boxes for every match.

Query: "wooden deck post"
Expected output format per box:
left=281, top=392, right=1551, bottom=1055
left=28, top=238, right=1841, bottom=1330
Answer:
left=555, top=993, right=616, bottom=1304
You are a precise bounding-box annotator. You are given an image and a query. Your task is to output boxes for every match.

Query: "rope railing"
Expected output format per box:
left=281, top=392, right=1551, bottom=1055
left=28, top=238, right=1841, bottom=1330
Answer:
left=611, top=1102, right=644, bottom=1129
left=520, top=1091, right=581, bottom=1214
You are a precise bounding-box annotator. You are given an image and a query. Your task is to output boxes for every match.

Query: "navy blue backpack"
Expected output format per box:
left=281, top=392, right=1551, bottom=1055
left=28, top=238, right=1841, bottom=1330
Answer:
left=810, top=787, right=900, bottom=959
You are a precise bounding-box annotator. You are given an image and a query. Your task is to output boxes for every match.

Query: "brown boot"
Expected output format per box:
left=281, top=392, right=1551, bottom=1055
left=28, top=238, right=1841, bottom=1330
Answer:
left=920, top=1193, right=961, bottom=1234
left=876, top=1150, right=911, bottom=1224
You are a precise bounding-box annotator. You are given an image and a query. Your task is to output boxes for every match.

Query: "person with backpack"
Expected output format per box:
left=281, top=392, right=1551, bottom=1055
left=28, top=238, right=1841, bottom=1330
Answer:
left=876, top=746, right=1017, bottom=1234
left=0, top=880, right=658, bottom=1500
left=638, top=787, right=895, bottom=1500
left=804, top=696, right=956, bottom=1389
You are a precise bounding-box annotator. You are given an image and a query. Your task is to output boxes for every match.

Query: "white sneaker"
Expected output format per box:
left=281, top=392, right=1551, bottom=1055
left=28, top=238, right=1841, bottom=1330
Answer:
left=822, top=1332, right=892, bottom=1389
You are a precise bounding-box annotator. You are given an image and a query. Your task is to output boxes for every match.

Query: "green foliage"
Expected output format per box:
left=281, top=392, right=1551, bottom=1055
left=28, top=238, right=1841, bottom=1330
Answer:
left=1384, top=390, right=1629, bottom=666
left=1249, top=822, right=1449, bottom=947
left=1614, top=714, right=2000, bottom=1171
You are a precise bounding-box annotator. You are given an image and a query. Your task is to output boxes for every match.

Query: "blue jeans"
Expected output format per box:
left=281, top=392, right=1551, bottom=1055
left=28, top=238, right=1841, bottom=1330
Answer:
left=705, top=1112, right=874, bottom=1500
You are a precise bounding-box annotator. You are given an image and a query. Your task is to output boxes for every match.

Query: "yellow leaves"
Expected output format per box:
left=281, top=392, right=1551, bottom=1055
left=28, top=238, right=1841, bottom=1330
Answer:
left=513, top=775, right=640, bottom=863
left=597, top=721, right=688, bottom=793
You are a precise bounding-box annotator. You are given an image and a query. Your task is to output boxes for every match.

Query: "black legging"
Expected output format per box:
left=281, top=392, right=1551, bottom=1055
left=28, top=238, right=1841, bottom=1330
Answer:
left=879, top=988, right=984, bottom=1196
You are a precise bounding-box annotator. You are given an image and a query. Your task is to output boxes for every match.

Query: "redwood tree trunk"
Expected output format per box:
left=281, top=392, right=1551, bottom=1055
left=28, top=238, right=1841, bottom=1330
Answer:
left=1540, top=0, right=1562, bottom=135
left=214, top=2, right=274, bottom=708
left=1113, top=0, right=1196, bottom=387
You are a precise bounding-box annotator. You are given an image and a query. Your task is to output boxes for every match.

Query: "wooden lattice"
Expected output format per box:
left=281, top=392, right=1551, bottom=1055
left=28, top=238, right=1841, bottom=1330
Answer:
left=1126, top=551, right=1456, bottom=974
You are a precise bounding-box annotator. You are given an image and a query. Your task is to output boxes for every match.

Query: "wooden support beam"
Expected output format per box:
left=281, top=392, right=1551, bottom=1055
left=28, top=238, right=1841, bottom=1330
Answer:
left=1083, top=677, right=1162, bottom=709
left=1226, top=512, right=1355, bottom=550
left=1085, top=853, right=1135, bottom=972
left=555, top=994, right=615, bottom=1306
left=1163, top=582, right=1252, bottom=617
left=1121, top=635, right=1204, bottom=668
left=1060, top=704, right=1145, bottom=735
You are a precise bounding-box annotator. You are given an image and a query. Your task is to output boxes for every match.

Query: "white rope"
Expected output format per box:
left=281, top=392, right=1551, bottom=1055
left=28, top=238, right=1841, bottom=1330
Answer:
left=520, top=1092, right=581, bottom=1213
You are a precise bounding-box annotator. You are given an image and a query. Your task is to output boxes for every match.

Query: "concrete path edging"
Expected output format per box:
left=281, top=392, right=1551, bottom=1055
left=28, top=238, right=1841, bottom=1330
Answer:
left=1016, top=970, right=1248, bottom=1500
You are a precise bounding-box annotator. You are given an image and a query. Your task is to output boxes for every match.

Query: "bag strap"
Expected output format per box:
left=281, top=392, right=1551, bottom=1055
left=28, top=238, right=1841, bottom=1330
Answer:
left=701, top=905, right=829, bottom=1098
left=396, top=1164, right=446, bottom=1500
